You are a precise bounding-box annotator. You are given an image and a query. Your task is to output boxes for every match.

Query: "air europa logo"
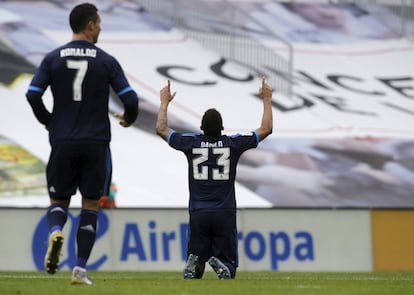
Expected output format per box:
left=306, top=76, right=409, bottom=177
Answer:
left=32, top=212, right=315, bottom=271
left=31, top=211, right=109, bottom=271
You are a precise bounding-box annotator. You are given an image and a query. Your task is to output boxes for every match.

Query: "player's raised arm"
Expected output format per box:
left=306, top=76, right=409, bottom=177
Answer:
left=156, top=80, right=176, bottom=141
left=255, top=78, right=273, bottom=142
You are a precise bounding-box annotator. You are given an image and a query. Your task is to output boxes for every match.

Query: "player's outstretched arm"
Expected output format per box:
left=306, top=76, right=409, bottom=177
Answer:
left=156, top=80, right=176, bottom=141
left=256, top=78, right=273, bottom=142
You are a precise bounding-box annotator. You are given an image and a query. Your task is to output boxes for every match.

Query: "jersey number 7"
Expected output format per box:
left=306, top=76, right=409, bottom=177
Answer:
left=67, top=60, right=88, bottom=102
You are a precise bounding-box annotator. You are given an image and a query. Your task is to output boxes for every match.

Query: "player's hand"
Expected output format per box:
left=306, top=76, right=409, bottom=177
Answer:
left=160, top=80, right=176, bottom=104
left=113, top=112, right=132, bottom=127
left=259, top=77, right=272, bottom=101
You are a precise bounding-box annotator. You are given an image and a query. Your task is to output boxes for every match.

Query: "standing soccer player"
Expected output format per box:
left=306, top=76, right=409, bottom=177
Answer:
left=156, top=79, right=273, bottom=279
left=26, top=3, right=139, bottom=285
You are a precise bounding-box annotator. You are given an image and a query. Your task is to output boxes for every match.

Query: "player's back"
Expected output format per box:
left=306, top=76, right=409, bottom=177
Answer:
left=42, top=40, right=118, bottom=145
left=169, top=132, right=258, bottom=212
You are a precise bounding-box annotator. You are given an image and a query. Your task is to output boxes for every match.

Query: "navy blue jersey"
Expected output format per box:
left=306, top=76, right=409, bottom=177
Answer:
left=168, top=131, right=259, bottom=212
left=26, top=40, right=138, bottom=145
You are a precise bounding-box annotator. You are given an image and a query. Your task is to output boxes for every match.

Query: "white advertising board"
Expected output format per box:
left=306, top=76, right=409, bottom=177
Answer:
left=0, top=208, right=372, bottom=271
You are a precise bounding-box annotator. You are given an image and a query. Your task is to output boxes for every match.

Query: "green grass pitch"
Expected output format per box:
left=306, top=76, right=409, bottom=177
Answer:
left=1, top=271, right=413, bottom=295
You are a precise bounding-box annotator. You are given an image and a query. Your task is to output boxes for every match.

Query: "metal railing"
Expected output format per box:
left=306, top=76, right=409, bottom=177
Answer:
left=133, top=0, right=414, bottom=99
left=135, top=0, right=294, bottom=98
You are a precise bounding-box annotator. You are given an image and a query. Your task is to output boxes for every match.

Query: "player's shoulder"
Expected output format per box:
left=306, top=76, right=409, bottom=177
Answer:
left=173, top=131, right=200, bottom=138
left=44, top=45, right=63, bottom=59
left=93, top=45, right=111, bottom=56
left=229, top=131, right=255, bottom=138
left=169, top=132, right=200, bottom=144
left=95, top=46, right=121, bottom=65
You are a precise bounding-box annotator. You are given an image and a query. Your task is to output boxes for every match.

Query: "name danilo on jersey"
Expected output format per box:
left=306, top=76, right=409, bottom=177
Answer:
left=200, top=141, right=223, bottom=148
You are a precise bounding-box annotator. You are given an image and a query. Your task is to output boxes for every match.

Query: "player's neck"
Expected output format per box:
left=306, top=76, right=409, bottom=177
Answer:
left=72, top=33, right=94, bottom=44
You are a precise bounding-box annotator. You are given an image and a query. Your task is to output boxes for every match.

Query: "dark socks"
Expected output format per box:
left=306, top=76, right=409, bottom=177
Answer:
left=76, top=210, right=98, bottom=268
left=47, top=204, right=68, bottom=234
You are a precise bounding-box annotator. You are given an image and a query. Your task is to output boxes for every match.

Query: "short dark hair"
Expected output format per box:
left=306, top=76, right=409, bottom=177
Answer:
left=69, top=3, right=98, bottom=33
left=201, top=108, right=223, bottom=137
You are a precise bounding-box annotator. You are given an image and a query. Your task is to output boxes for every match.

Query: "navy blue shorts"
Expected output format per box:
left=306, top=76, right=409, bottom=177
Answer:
left=46, top=143, right=112, bottom=200
left=187, top=211, right=237, bottom=271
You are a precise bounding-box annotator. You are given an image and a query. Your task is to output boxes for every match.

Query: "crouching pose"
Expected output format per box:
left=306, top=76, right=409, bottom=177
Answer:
left=156, top=79, right=273, bottom=279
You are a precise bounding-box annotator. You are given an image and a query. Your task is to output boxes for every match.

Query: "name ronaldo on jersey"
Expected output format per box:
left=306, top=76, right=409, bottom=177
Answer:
left=60, top=48, right=97, bottom=58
